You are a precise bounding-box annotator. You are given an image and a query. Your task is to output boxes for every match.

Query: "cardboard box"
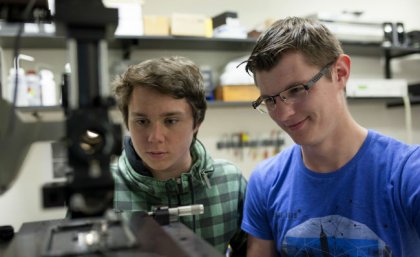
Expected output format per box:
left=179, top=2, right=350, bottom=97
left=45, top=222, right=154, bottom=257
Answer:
left=215, top=85, right=260, bottom=102
left=144, top=15, right=170, bottom=36
left=171, top=13, right=211, bottom=37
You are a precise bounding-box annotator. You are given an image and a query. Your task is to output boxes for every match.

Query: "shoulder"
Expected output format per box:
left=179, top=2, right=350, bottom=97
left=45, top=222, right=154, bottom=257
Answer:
left=366, top=130, right=420, bottom=162
left=365, top=130, right=420, bottom=187
left=211, top=158, right=247, bottom=185
left=212, top=158, right=242, bottom=174
left=110, top=153, right=127, bottom=177
left=109, top=156, right=129, bottom=191
left=110, top=159, right=121, bottom=179
left=249, top=144, right=299, bottom=183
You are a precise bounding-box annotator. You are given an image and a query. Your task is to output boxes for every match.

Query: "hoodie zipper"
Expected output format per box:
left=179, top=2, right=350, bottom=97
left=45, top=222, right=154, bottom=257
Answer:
left=176, top=177, right=182, bottom=205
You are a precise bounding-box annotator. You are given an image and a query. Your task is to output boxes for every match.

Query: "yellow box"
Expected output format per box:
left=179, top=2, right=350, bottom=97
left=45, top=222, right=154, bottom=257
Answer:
left=215, top=85, right=260, bottom=102
left=171, top=13, right=208, bottom=37
left=144, top=15, right=170, bottom=36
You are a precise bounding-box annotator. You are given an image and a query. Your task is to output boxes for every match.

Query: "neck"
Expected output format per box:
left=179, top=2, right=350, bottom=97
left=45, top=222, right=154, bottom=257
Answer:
left=301, top=117, right=368, bottom=173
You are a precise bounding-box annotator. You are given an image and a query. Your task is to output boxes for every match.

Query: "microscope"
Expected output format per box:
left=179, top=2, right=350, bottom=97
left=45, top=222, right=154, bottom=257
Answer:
left=0, top=1, right=221, bottom=256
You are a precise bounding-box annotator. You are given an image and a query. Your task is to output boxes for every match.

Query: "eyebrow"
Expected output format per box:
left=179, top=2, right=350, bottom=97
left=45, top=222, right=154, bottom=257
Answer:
left=130, top=111, right=184, bottom=118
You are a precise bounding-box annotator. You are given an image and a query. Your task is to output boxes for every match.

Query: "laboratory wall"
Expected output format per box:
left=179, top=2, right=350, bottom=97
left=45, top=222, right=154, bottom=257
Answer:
left=1, top=0, right=420, bottom=231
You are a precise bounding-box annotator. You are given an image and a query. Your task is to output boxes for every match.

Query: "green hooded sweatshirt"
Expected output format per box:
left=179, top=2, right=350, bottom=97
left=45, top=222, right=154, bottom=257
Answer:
left=111, top=138, right=247, bottom=253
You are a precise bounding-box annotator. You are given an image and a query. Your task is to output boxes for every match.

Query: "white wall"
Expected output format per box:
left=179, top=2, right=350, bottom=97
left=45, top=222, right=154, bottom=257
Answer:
left=1, top=0, right=420, bottom=230
left=201, top=102, right=420, bottom=178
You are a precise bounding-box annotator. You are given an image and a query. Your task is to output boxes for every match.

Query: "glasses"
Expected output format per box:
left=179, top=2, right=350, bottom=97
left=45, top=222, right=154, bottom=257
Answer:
left=252, top=62, right=333, bottom=114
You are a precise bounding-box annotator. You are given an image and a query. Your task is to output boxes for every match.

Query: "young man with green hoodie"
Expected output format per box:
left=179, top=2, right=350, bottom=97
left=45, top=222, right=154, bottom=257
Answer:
left=112, top=56, right=247, bottom=254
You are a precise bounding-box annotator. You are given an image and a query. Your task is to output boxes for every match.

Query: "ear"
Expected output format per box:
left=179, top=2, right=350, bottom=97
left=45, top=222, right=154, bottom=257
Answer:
left=334, top=54, right=351, bottom=89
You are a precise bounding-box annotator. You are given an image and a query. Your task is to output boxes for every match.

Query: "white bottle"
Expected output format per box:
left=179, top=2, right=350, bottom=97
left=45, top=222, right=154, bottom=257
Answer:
left=26, top=69, right=41, bottom=106
left=40, top=69, right=57, bottom=106
left=7, top=68, right=28, bottom=106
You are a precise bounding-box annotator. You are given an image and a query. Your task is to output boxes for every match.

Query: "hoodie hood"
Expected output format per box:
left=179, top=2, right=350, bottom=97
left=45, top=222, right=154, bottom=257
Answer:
left=117, top=136, right=214, bottom=197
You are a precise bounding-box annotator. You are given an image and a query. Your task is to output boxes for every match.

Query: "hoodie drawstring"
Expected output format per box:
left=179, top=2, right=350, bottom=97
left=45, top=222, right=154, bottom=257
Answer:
left=165, top=183, right=172, bottom=207
left=188, top=175, right=196, bottom=232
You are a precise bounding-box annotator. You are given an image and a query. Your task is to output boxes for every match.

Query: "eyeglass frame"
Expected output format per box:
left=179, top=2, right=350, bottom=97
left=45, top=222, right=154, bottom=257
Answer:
left=252, top=61, right=334, bottom=113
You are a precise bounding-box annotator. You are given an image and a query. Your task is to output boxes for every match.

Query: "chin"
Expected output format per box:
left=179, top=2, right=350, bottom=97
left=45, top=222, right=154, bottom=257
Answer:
left=143, top=160, right=166, bottom=172
left=148, top=163, right=169, bottom=172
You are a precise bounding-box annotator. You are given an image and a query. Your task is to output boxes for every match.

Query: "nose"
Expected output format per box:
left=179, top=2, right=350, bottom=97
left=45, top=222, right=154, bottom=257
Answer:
left=148, top=123, right=165, bottom=143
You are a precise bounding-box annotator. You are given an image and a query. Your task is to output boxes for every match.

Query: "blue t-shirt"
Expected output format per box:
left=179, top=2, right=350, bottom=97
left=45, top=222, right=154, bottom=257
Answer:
left=242, top=130, right=420, bottom=257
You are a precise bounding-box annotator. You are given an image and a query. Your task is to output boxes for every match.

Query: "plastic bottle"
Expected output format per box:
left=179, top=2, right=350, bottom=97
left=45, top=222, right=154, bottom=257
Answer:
left=26, top=69, right=41, bottom=106
left=40, top=69, right=57, bottom=106
left=7, top=68, right=28, bottom=106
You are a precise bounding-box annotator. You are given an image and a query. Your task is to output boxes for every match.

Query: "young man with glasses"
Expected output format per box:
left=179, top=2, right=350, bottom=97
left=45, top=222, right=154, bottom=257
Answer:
left=112, top=56, right=247, bottom=254
left=241, top=17, right=420, bottom=257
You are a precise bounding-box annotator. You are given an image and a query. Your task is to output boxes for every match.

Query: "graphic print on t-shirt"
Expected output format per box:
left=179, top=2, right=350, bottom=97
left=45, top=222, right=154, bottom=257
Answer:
left=281, top=215, right=393, bottom=257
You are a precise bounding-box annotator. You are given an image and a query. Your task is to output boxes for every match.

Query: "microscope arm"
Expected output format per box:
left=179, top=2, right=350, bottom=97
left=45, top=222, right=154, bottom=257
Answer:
left=0, top=98, right=64, bottom=195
